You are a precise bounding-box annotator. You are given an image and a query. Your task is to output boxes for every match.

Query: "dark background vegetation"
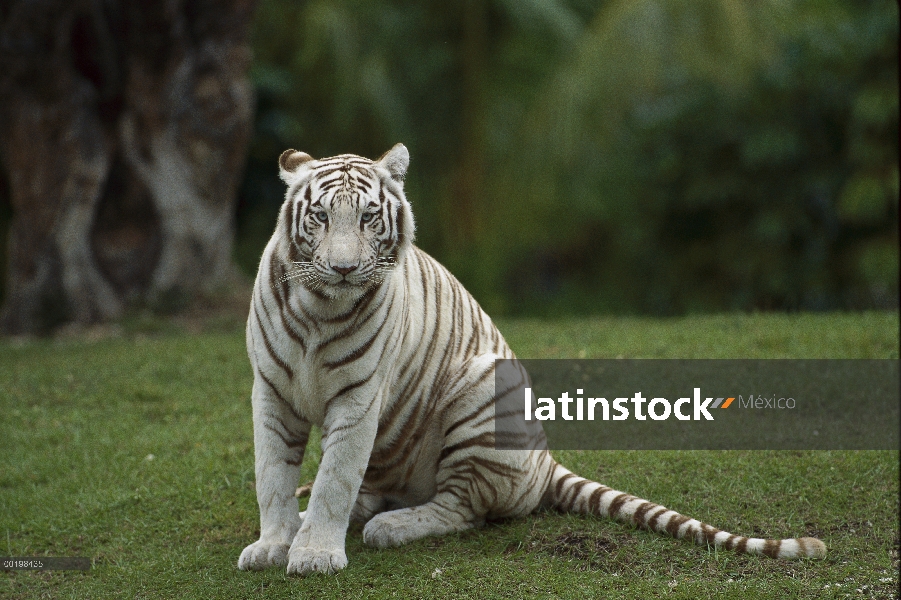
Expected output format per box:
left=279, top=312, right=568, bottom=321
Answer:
left=4, top=0, right=899, bottom=318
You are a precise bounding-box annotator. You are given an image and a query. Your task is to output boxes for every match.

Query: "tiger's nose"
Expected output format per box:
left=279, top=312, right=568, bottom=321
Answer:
left=333, top=264, right=358, bottom=276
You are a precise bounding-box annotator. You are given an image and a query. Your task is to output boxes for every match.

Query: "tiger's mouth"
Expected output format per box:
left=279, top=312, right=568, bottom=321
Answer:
left=278, top=256, right=395, bottom=295
left=325, top=269, right=370, bottom=286
left=320, top=271, right=375, bottom=294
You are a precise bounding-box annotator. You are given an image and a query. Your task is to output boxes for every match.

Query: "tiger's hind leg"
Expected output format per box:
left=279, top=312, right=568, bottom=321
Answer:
left=362, top=353, right=546, bottom=548
left=298, top=487, right=385, bottom=526
left=362, top=492, right=481, bottom=548
left=295, top=490, right=383, bottom=538
left=350, top=486, right=388, bottom=523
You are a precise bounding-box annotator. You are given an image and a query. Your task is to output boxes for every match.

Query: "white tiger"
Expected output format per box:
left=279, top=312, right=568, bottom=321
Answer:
left=238, top=144, right=826, bottom=576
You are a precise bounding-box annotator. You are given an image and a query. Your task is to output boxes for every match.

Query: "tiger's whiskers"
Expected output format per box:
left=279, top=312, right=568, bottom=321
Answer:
left=275, top=261, right=325, bottom=290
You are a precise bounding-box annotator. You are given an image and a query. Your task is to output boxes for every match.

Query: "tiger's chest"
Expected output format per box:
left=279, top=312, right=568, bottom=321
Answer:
left=263, top=288, right=405, bottom=426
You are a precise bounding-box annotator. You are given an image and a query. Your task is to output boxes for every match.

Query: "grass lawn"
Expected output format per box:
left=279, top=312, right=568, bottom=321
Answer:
left=1, top=311, right=898, bottom=599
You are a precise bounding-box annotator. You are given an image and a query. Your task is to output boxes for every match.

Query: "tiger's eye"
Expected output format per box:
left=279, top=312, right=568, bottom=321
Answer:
left=361, top=213, right=374, bottom=223
left=315, top=211, right=328, bottom=222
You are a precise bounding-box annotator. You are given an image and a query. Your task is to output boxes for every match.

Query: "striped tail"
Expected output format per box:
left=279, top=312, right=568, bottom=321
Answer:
left=547, top=463, right=826, bottom=559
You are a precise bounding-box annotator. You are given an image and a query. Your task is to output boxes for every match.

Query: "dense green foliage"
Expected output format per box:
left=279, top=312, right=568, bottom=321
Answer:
left=238, top=0, right=898, bottom=316
left=1, top=313, right=898, bottom=598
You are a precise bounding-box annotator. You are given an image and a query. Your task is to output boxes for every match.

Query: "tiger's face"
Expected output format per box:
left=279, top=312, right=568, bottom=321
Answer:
left=275, top=144, right=415, bottom=298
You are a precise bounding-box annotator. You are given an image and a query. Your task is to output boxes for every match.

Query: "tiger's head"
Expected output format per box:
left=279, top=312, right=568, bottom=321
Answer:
left=274, top=143, right=415, bottom=298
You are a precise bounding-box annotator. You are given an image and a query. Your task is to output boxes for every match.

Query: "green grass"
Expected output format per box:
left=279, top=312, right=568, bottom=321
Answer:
left=1, top=311, right=898, bottom=599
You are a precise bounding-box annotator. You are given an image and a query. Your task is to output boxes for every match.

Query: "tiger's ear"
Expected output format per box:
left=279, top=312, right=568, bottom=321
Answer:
left=375, top=143, right=409, bottom=183
left=279, top=149, right=314, bottom=182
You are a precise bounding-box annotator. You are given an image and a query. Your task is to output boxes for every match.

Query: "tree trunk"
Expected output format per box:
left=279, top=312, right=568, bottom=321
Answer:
left=450, top=0, right=487, bottom=251
left=0, top=0, right=255, bottom=334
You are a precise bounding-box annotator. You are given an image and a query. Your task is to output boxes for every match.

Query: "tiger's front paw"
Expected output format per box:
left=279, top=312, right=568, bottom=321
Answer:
left=238, top=540, right=291, bottom=570
left=286, top=545, right=347, bottom=576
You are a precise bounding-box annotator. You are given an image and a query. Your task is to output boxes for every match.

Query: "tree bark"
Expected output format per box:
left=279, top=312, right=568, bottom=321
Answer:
left=0, top=0, right=255, bottom=334
left=450, top=0, right=487, bottom=251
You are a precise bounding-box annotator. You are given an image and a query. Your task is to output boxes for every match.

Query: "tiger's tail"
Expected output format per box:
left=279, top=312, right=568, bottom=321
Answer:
left=546, top=462, right=826, bottom=559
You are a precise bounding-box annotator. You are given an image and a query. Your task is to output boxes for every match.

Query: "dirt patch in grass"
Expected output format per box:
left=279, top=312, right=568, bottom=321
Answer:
left=548, top=531, right=619, bottom=561
left=521, top=529, right=637, bottom=572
